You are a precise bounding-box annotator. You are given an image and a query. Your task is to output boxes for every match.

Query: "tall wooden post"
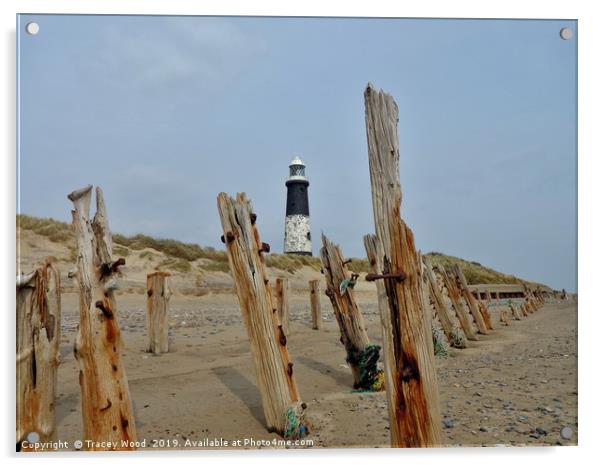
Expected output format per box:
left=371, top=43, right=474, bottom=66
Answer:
left=68, top=185, right=137, bottom=450
left=309, top=280, right=321, bottom=330
left=451, top=265, right=490, bottom=334
left=146, top=272, right=171, bottom=354
left=423, top=258, right=466, bottom=348
left=16, top=261, right=61, bottom=450
left=217, top=192, right=307, bottom=438
left=320, top=234, right=382, bottom=390
left=364, top=84, right=442, bottom=447
left=437, top=265, right=478, bottom=341
left=275, top=278, right=290, bottom=336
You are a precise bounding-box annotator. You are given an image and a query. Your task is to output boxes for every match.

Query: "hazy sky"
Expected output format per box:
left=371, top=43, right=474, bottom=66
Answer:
left=17, top=15, right=577, bottom=291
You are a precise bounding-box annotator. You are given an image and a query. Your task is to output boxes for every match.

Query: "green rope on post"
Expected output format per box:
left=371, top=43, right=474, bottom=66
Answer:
left=356, top=344, right=384, bottom=391
left=432, top=325, right=450, bottom=357
left=283, top=402, right=308, bottom=439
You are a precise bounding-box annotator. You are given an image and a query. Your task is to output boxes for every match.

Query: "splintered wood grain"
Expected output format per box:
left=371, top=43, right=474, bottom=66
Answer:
left=320, top=234, right=371, bottom=388
left=16, top=261, right=61, bottom=450
left=438, top=264, right=479, bottom=341
left=68, top=186, right=137, bottom=450
left=364, top=83, right=442, bottom=447
left=217, top=192, right=301, bottom=435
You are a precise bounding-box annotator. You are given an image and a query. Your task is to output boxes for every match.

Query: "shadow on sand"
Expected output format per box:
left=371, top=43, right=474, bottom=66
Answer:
left=296, top=355, right=350, bottom=388
left=212, top=366, right=266, bottom=428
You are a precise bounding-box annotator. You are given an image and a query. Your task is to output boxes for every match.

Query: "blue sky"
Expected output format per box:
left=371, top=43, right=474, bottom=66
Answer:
left=17, top=15, right=577, bottom=291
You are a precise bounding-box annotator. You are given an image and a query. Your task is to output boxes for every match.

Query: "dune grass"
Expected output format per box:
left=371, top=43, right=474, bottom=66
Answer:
left=424, top=252, right=528, bottom=285
left=17, top=214, right=539, bottom=284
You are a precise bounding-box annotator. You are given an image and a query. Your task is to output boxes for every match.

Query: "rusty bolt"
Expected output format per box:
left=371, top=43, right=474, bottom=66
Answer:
left=95, top=300, right=114, bottom=319
left=278, top=325, right=287, bottom=346
left=258, top=242, right=270, bottom=254
left=365, top=271, right=406, bottom=282
left=220, top=231, right=236, bottom=244
left=343, top=259, right=352, bottom=266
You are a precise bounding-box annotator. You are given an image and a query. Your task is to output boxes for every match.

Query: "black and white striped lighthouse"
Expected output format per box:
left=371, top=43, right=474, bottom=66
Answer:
left=284, top=156, right=312, bottom=255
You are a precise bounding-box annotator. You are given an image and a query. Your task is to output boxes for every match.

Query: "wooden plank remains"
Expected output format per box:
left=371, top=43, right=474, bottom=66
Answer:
left=217, top=192, right=307, bottom=438
left=364, top=83, right=442, bottom=447
left=146, top=271, right=171, bottom=354
left=68, top=185, right=137, bottom=450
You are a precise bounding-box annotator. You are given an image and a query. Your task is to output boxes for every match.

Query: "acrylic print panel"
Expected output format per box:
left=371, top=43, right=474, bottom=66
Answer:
left=16, top=14, right=577, bottom=451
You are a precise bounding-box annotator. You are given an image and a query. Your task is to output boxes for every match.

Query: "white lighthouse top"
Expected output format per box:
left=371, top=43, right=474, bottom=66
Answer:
left=288, top=155, right=307, bottom=181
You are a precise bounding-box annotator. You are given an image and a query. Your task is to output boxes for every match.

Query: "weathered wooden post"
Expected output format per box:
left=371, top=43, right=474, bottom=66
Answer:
left=499, top=309, right=510, bottom=326
left=437, top=265, right=478, bottom=341
left=275, top=278, right=290, bottom=336
left=16, top=261, right=61, bottom=450
left=146, top=271, right=171, bottom=354
left=520, top=302, right=529, bottom=317
left=509, top=302, right=522, bottom=320
left=217, top=192, right=307, bottom=438
left=320, top=234, right=382, bottom=390
left=364, top=84, right=442, bottom=447
left=423, top=258, right=466, bottom=348
left=452, top=265, right=490, bottom=334
left=309, top=279, right=321, bottom=330
left=478, top=301, right=494, bottom=330
left=68, top=185, right=137, bottom=450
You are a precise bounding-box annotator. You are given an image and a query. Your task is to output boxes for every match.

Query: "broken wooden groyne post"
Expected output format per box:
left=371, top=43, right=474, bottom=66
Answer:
left=451, top=265, right=490, bottom=333
left=320, top=234, right=383, bottom=391
left=364, top=83, right=442, bottom=447
left=309, top=279, right=321, bottom=330
left=275, top=278, right=290, bottom=336
left=146, top=271, right=171, bottom=354
left=437, top=265, right=478, bottom=341
left=68, top=185, right=137, bottom=450
left=16, top=261, right=61, bottom=450
left=509, top=302, right=523, bottom=320
left=423, top=258, right=466, bottom=348
left=217, top=192, right=307, bottom=438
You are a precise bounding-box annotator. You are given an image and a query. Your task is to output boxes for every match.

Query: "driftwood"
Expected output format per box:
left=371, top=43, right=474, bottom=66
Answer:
left=320, top=234, right=381, bottom=390
left=217, top=192, right=306, bottom=437
left=309, top=280, right=322, bottom=330
left=437, top=265, right=478, bottom=341
left=423, top=258, right=466, bottom=348
left=499, top=309, right=510, bottom=326
left=16, top=262, right=61, bottom=450
left=451, top=265, right=490, bottom=334
left=364, top=83, right=441, bottom=447
left=275, top=278, right=290, bottom=336
left=146, top=272, right=171, bottom=354
left=68, top=185, right=137, bottom=450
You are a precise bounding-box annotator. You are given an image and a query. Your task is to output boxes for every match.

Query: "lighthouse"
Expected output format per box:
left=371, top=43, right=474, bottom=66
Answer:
left=284, top=156, right=312, bottom=256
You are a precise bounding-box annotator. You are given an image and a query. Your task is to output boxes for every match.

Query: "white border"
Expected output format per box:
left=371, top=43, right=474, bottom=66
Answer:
left=2, top=1, right=599, bottom=465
